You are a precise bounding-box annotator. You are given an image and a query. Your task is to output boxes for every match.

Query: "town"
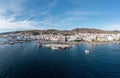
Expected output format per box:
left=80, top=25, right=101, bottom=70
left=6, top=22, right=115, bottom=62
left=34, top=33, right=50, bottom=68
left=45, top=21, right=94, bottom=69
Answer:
left=0, top=29, right=120, bottom=50
left=0, top=29, right=120, bottom=49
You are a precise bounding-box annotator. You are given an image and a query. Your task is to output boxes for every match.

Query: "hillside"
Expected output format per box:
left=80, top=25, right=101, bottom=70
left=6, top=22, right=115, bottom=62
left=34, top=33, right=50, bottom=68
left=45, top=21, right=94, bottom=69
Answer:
left=1, top=28, right=120, bottom=35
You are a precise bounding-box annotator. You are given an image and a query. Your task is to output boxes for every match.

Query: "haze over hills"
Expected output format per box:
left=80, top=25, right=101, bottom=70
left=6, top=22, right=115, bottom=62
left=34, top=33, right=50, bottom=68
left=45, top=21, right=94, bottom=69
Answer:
left=1, top=28, right=120, bottom=35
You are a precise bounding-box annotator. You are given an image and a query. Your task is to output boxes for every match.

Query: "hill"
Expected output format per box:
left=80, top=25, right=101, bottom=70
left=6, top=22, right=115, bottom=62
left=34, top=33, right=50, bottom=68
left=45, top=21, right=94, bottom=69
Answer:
left=0, top=28, right=120, bottom=35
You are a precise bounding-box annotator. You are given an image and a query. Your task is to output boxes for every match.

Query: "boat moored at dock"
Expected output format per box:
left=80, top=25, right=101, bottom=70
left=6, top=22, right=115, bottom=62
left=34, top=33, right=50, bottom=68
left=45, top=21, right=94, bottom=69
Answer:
left=39, top=44, right=70, bottom=50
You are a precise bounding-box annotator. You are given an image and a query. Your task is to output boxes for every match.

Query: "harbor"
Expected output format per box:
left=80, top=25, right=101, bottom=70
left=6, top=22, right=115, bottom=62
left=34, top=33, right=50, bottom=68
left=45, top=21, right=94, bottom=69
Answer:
left=41, top=44, right=70, bottom=50
left=0, top=42, right=120, bottom=78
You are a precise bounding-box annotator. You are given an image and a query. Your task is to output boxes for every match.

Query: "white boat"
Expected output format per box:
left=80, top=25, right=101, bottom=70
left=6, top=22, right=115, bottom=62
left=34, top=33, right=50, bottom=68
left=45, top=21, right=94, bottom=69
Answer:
left=51, top=46, right=59, bottom=50
left=85, top=50, right=90, bottom=54
left=9, top=42, right=14, bottom=45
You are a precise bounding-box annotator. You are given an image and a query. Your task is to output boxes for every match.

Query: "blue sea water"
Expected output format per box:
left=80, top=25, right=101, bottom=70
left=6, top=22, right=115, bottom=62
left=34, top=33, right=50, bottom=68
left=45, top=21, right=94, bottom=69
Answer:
left=0, top=42, right=120, bottom=78
left=0, top=38, right=8, bottom=42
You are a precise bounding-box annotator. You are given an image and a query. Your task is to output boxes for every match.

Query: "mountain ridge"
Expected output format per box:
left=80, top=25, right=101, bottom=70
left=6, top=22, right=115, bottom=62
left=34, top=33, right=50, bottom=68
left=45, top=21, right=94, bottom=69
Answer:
left=0, top=28, right=120, bottom=35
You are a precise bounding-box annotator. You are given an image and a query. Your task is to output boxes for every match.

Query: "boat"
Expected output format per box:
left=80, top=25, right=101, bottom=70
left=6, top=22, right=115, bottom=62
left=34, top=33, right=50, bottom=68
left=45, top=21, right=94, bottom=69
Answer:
left=51, top=46, right=59, bottom=50
left=38, top=43, right=42, bottom=47
left=85, top=50, right=90, bottom=54
left=9, top=42, right=14, bottom=45
left=59, top=46, right=67, bottom=50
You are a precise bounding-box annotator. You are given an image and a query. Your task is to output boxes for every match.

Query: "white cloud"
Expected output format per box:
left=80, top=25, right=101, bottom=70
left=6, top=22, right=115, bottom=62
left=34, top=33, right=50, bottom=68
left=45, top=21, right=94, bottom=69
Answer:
left=0, top=19, right=37, bottom=29
left=66, top=11, right=94, bottom=16
left=0, top=0, right=109, bottom=32
left=0, top=0, right=25, bottom=14
left=65, top=10, right=102, bottom=16
left=0, top=0, right=58, bottom=32
left=46, top=0, right=57, bottom=8
left=0, top=9, right=5, bottom=15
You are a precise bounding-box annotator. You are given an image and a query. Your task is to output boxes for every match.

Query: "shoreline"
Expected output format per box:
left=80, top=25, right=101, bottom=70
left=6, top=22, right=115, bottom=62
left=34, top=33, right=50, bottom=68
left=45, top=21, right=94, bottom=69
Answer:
left=0, top=40, right=120, bottom=50
left=0, top=40, right=120, bottom=45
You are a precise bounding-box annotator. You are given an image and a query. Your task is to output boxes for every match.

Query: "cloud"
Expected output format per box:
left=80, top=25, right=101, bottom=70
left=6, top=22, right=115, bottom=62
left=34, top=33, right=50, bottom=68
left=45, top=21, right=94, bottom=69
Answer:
left=0, top=9, right=5, bottom=15
left=0, top=0, right=107, bottom=32
left=0, top=0, right=58, bottom=32
left=65, top=10, right=102, bottom=16
left=0, top=0, right=25, bottom=13
left=48, top=10, right=99, bottom=28
left=46, top=0, right=57, bottom=8
left=0, top=19, right=38, bottom=29
left=0, top=0, right=57, bottom=18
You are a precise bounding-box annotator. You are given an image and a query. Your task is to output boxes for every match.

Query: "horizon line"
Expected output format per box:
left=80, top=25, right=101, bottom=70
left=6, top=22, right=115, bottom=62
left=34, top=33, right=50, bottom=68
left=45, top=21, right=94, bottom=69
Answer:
left=0, top=28, right=120, bottom=33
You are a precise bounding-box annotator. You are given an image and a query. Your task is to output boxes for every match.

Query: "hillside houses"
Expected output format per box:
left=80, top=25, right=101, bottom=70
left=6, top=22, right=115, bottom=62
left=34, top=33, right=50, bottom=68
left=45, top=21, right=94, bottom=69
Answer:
left=1, top=31, right=120, bottom=44
left=67, top=33, right=120, bottom=42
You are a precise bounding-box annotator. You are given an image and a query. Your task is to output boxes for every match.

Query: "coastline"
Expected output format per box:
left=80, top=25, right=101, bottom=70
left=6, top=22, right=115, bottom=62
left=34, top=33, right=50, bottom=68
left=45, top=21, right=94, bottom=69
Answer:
left=0, top=39, right=120, bottom=46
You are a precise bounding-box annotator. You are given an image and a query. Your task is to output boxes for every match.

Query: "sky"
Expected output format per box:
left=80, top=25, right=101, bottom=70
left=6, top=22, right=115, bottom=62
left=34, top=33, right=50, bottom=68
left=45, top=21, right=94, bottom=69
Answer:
left=0, top=0, right=120, bottom=32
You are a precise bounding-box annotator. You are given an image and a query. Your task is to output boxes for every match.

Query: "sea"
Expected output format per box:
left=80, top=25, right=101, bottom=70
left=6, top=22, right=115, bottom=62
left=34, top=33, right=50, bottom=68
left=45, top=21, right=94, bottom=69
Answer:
left=0, top=42, right=120, bottom=78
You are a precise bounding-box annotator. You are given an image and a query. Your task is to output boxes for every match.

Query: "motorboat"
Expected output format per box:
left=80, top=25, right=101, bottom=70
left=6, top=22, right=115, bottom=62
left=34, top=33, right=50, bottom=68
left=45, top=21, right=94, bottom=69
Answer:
left=85, top=50, right=90, bottom=54
left=51, top=46, right=59, bottom=50
left=9, top=42, right=14, bottom=45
